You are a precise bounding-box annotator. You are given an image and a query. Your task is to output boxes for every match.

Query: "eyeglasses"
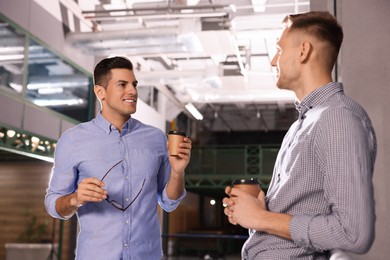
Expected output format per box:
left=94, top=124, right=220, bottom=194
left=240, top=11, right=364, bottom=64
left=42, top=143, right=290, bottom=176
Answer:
left=101, top=160, right=145, bottom=211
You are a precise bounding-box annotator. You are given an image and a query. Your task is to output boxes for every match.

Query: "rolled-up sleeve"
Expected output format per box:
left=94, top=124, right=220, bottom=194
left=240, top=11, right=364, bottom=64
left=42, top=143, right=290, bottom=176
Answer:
left=160, top=187, right=186, bottom=212
left=290, top=214, right=315, bottom=249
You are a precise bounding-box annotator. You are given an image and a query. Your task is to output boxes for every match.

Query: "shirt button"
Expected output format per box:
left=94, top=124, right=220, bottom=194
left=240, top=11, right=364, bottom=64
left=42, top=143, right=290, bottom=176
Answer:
left=124, top=243, right=128, bottom=247
left=126, top=198, right=129, bottom=201
left=125, top=220, right=129, bottom=224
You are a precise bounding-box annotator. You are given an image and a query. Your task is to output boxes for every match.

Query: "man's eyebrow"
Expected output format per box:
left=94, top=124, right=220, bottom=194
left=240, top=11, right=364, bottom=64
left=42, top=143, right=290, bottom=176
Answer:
left=117, top=79, right=129, bottom=84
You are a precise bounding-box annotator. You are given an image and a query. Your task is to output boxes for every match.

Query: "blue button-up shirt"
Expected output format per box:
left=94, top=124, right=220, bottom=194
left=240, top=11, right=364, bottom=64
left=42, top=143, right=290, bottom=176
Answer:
left=45, top=113, right=185, bottom=259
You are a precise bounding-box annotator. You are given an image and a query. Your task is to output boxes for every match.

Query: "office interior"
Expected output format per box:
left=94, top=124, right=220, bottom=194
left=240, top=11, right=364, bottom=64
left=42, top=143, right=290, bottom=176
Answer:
left=0, top=0, right=389, bottom=259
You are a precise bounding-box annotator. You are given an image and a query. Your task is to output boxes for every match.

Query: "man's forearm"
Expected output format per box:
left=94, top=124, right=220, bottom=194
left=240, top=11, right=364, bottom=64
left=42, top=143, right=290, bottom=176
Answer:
left=166, top=172, right=185, bottom=200
left=55, top=193, right=82, bottom=218
left=258, top=211, right=292, bottom=240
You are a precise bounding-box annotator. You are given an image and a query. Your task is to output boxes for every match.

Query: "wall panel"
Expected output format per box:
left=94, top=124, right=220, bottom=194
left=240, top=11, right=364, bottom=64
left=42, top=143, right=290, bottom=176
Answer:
left=23, top=105, right=61, bottom=140
left=0, top=94, right=24, bottom=129
left=0, top=161, right=72, bottom=260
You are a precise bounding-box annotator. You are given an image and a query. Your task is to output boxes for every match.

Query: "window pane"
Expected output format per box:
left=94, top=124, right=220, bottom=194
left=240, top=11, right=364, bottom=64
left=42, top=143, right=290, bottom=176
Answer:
left=137, top=85, right=158, bottom=110
left=0, top=20, right=25, bottom=94
left=26, top=40, right=92, bottom=122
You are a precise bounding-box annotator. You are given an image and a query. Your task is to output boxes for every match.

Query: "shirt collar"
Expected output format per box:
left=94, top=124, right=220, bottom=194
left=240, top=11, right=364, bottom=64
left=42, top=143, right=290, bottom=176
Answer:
left=295, top=82, right=344, bottom=117
left=94, top=112, right=133, bottom=134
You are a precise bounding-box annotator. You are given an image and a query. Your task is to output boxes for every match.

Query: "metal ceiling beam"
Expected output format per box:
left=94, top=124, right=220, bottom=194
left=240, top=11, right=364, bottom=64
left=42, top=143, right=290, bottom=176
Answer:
left=277, top=101, right=286, bottom=117
left=82, top=3, right=230, bottom=21
left=84, top=12, right=228, bottom=21
left=207, top=103, right=233, bottom=132
left=82, top=4, right=229, bottom=15
left=234, top=104, right=251, bottom=129
left=254, top=104, right=269, bottom=132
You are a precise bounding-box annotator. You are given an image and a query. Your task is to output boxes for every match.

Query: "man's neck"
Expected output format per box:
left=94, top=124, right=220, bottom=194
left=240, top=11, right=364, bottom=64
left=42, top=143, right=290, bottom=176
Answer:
left=296, top=73, right=333, bottom=101
left=101, top=111, right=130, bottom=132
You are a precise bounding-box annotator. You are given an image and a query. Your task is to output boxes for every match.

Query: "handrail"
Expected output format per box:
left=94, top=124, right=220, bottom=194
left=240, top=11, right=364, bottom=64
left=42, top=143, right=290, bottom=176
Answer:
left=162, top=233, right=248, bottom=240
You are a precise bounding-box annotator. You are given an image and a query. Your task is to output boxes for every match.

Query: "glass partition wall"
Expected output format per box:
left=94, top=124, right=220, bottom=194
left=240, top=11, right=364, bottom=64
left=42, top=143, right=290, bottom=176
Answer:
left=0, top=17, right=93, bottom=123
left=0, top=20, right=25, bottom=95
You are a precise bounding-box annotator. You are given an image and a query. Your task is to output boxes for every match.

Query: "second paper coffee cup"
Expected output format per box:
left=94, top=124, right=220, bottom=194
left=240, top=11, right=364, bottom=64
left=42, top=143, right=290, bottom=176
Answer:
left=231, top=178, right=260, bottom=197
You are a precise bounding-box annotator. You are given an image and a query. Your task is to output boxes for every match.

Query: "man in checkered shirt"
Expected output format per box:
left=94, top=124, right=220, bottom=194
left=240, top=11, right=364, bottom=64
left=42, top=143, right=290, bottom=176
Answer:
left=223, top=11, right=376, bottom=259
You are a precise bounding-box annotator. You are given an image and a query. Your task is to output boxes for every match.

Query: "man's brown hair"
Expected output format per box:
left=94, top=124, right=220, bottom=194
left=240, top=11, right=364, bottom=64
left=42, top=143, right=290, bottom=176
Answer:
left=284, top=11, right=343, bottom=65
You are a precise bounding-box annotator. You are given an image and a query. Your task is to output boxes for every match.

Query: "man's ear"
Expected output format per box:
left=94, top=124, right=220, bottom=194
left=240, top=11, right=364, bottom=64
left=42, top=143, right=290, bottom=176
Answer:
left=94, top=85, right=106, bottom=101
left=299, top=41, right=312, bottom=62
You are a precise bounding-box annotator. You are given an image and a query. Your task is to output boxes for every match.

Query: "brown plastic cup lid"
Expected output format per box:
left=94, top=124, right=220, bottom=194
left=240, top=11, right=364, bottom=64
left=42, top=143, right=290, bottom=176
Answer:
left=168, top=130, right=186, bottom=137
left=232, top=178, right=260, bottom=185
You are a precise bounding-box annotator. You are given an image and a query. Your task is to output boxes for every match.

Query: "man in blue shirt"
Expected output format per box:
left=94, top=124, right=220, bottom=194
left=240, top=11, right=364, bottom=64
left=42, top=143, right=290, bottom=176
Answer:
left=223, top=11, right=376, bottom=259
left=45, top=56, right=192, bottom=259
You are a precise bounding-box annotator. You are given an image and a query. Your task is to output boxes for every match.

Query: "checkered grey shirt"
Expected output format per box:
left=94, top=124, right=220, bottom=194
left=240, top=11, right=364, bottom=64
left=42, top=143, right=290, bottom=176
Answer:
left=242, top=82, right=377, bottom=259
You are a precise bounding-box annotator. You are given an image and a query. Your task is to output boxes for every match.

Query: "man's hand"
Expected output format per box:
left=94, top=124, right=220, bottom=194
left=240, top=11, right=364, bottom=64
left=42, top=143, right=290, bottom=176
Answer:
left=168, top=137, right=192, bottom=176
left=75, top=177, right=107, bottom=205
left=166, top=137, right=192, bottom=200
left=222, top=186, right=267, bottom=229
left=223, top=185, right=292, bottom=240
left=56, top=177, right=107, bottom=218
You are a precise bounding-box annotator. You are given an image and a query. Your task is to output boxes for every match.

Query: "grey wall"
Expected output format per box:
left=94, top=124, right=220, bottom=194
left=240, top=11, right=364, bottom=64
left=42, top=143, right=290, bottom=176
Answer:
left=339, top=1, right=390, bottom=259
left=311, top=0, right=389, bottom=259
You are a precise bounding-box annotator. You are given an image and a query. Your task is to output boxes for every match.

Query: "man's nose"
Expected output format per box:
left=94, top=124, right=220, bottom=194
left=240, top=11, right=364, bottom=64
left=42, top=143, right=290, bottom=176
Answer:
left=127, top=85, right=137, bottom=94
left=271, top=53, right=278, bottom=67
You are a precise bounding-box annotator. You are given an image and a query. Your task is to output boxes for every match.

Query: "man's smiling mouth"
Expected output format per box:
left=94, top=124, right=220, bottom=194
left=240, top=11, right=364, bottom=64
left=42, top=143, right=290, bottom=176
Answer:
left=123, top=98, right=136, bottom=103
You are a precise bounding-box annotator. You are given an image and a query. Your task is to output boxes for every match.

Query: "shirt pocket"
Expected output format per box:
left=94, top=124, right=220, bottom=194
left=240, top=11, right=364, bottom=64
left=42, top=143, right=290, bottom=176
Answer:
left=126, top=149, right=165, bottom=205
left=127, top=149, right=164, bottom=181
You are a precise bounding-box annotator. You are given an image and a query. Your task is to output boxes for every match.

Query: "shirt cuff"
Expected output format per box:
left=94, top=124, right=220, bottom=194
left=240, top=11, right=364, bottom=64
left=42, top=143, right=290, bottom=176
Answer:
left=160, top=188, right=186, bottom=212
left=290, top=214, right=315, bottom=248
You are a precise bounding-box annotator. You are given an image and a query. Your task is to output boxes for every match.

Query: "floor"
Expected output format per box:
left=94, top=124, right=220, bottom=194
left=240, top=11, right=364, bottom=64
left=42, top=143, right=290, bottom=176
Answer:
left=162, top=235, right=244, bottom=260
left=163, top=255, right=241, bottom=260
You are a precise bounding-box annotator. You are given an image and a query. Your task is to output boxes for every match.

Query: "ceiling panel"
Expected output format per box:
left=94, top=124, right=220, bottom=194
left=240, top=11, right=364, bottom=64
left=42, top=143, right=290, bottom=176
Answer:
left=64, top=0, right=310, bottom=131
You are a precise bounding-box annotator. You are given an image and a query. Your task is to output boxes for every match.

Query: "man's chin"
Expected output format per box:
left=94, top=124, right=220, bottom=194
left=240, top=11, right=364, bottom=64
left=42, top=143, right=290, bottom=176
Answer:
left=275, top=82, right=287, bottom=90
left=124, top=105, right=137, bottom=115
left=119, top=109, right=136, bottom=117
left=127, top=109, right=136, bottom=115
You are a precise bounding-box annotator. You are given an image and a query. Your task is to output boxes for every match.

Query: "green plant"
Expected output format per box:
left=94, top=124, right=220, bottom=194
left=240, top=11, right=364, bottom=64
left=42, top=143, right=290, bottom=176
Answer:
left=17, top=209, right=50, bottom=243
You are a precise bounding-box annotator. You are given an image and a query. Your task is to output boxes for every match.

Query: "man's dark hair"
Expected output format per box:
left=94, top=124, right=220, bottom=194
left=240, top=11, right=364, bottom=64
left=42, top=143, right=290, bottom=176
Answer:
left=284, top=11, right=343, bottom=64
left=93, top=56, right=134, bottom=88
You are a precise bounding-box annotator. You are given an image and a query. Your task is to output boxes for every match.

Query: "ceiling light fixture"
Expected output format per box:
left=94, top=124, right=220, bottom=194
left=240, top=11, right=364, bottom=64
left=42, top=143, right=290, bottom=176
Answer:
left=185, top=103, right=203, bottom=120
left=181, top=0, right=200, bottom=6
left=37, top=87, right=64, bottom=95
left=9, top=83, right=23, bottom=93
left=32, top=98, right=85, bottom=107
left=229, top=4, right=237, bottom=12
left=251, top=0, right=268, bottom=12
left=0, top=54, right=24, bottom=61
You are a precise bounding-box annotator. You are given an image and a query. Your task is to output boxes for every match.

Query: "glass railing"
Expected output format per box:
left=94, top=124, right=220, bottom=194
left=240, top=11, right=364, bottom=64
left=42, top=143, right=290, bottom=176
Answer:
left=185, top=144, right=280, bottom=191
